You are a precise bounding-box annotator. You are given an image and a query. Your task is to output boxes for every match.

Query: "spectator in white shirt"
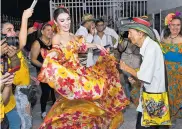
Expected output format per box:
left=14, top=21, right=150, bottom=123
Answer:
left=119, top=23, right=165, bottom=129
left=75, top=14, right=96, bottom=67
left=75, top=14, right=95, bottom=43
left=101, top=16, right=119, bottom=48
left=92, top=18, right=113, bottom=64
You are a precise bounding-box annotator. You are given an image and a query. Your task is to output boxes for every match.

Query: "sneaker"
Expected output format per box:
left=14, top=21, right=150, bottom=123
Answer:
left=41, top=112, right=47, bottom=119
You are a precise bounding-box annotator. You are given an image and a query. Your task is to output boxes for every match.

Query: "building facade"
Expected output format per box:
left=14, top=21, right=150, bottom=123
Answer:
left=147, top=0, right=182, bottom=34
left=49, top=0, right=147, bottom=33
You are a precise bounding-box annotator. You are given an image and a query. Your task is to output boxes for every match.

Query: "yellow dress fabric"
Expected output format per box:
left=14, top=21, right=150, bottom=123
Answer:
left=8, top=51, right=30, bottom=86
left=38, top=37, right=129, bottom=129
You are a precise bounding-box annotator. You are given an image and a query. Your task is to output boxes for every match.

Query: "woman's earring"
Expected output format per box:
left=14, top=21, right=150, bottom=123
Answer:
left=56, top=26, right=60, bottom=33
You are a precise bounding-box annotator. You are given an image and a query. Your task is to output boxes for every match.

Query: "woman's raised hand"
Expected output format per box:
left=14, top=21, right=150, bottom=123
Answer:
left=22, top=8, right=34, bottom=19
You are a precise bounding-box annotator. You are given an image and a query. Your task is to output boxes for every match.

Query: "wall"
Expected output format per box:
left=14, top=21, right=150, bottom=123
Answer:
left=147, top=0, right=182, bottom=14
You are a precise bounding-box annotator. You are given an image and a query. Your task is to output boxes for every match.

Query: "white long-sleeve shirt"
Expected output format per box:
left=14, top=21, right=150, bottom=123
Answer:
left=104, top=27, right=119, bottom=48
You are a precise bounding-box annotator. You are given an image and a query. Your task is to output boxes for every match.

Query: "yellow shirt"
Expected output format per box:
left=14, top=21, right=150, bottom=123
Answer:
left=0, top=94, right=4, bottom=122
left=0, top=58, right=16, bottom=115
left=4, top=92, right=16, bottom=113
left=8, top=51, right=30, bottom=86
left=0, top=75, right=16, bottom=115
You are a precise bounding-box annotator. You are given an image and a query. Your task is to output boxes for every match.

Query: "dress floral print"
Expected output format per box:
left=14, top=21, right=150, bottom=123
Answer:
left=161, top=43, right=182, bottom=118
left=38, top=36, right=129, bottom=129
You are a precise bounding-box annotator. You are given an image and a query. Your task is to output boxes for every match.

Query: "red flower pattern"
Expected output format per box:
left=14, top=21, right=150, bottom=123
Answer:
left=94, top=85, right=101, bottom=95
left=63, top=77, right=75, bottom=91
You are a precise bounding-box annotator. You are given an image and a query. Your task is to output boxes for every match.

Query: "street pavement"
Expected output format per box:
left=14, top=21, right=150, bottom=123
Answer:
left=29, top=63, right=182, bottom=129
left=32, top=101, right=182, bottom=129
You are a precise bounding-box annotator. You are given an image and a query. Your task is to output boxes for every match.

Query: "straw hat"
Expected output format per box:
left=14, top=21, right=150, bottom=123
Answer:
left=81, top=14, right=95, bottom=25
left=121, top=23, right=156, bottom=40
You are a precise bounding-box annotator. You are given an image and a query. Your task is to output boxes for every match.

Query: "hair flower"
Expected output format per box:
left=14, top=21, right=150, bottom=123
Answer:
left=59, top=5, right=65, bottom=8
left=57, top=5, right=69, bottom=13
left=165, top=13, right=175, bottom=26
left=165, top=12, right=181, bottom=26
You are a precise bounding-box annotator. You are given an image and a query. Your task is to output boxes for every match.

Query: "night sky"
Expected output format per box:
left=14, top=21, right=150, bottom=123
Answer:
left=1, top=0, right=51, bottom=22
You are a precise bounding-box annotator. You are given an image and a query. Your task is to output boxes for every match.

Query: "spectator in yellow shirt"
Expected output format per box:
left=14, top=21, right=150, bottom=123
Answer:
left=4, top=9, right=34, bottom=129
left=0, top=36, right=21, bottom=128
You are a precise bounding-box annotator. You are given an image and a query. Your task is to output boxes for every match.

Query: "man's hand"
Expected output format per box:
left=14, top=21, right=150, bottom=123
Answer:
left=120, top=60, right=129, bottom=72
left=0, top=39, right=8, bottom=56
left=95, top=44, right=108, bottom=56
left=128, top=77, right=136, bottom=84
left=89, top=23, right=96, bottom=35
left=22, top=8, right=34, bottom=19
left=120, top=60, right=138, bottom=78
left=7, top=46, right=17, bottom=58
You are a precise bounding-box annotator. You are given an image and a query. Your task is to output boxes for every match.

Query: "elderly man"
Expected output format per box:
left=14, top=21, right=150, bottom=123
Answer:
left=119, top=22, right=166, bottom=129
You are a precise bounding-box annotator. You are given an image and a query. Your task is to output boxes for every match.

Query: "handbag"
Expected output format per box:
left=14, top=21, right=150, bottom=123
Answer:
left=142, top=91, right=171, bottom=126
left=141, top=65, right=171, bottom=126
left=20, top=85, right=37, bottom=108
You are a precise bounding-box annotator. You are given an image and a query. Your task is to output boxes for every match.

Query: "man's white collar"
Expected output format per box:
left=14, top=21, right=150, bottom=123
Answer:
left=140, top=36, right=150, bottom=56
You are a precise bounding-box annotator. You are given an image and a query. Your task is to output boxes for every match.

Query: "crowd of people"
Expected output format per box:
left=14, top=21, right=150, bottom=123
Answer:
left=0, top=5, right=182, bottom=129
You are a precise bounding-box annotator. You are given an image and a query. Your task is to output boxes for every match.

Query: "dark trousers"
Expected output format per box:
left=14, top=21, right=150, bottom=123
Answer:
left=136, top=112, right=169, bottom=129
left=40, top=82, right=56, bottom=113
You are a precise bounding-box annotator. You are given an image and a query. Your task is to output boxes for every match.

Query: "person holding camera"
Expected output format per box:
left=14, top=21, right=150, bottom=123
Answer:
left=118, top=31, right=141, bottom=107
left=1, top=8, right=33, bottom=129
left=0, top=37, right=21, bottom=128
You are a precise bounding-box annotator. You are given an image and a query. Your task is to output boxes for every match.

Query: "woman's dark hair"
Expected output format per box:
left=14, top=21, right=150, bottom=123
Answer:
left=40, top=23, right=52, bottom=37
left=1, top=22, right=12, bottom=30
left=164, top=16, right=182, bottom=38
left=53, top=7, right=69, bottom=21
left=41, top=23, right=52, bottom=31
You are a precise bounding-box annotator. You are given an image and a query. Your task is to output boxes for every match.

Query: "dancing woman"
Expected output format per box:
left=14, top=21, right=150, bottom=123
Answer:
left=37, top=6, right=129, bottom=129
